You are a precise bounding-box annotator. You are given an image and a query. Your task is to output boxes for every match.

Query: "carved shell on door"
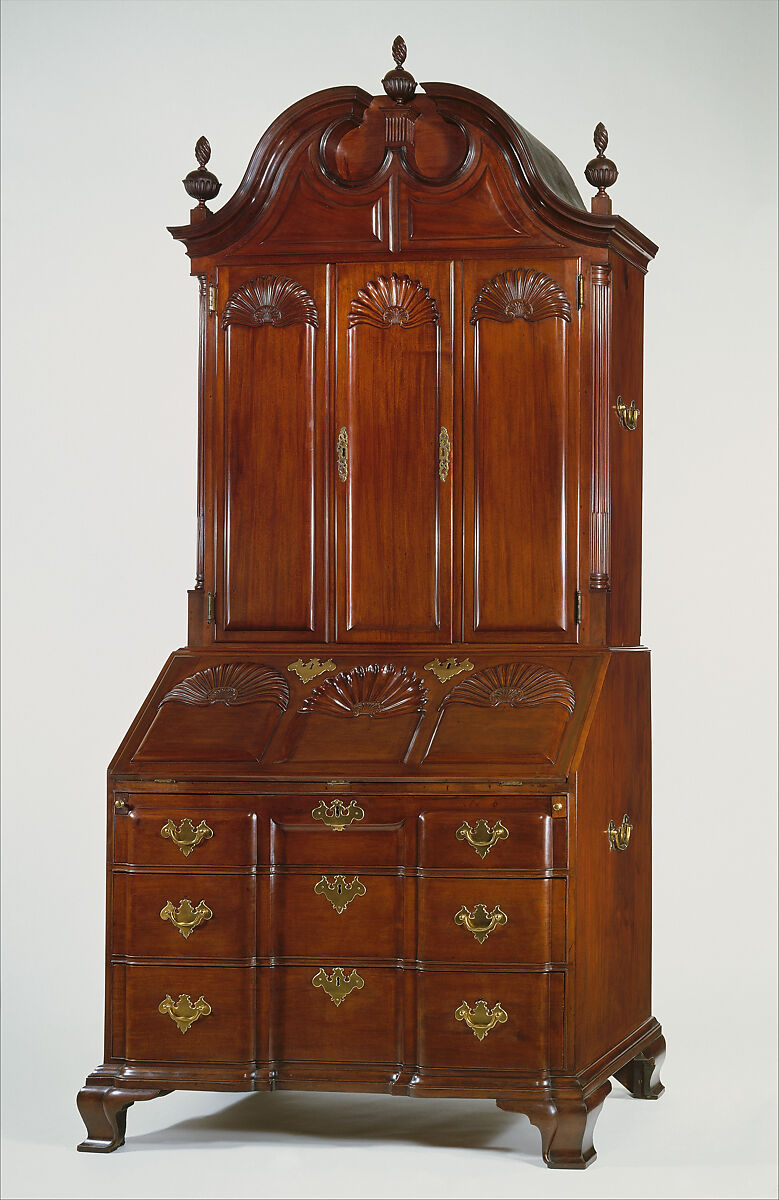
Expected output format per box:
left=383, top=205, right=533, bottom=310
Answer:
left=299, top=664, right=428, bottom=717
left=440, top=663, right=575, bottom=713
left=221, top=275, right=319, bottom=329
left=470, top=269, right=571, bottom=325
left=161, top=663, right=290, bottom=709
left=347, top=273, right=440, bottom=329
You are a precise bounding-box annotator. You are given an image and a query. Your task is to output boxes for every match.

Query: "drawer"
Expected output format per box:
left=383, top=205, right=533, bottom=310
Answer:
left=272, top=965, right=401, bottom=1064
left=113, top=872, right=256, bottom=959
left=271, top=809, right=405, bottom=867
left=271, top=872, right=402, bottom=959
left=115, top=803, right=257, bottom=867
left=112, top=964, right=255, bottom=1063
left=419, top=808, right=556, bottom=869
left=417, top=969, right=564, bottom=1072
left=418, top=878, right=566, bottom=965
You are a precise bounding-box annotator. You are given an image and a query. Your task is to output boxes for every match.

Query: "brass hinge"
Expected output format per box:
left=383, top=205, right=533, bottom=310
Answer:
left=208, top=284, right=217, bottom=316
left=576, top=274, right=584, bottom=310
left=575, top=590, right=583, bottom=624
left=206, top=591, right=216, bottom=624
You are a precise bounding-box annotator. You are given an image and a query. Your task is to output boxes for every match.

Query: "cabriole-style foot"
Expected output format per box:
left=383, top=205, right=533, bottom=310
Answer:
left=614, top=1030, right=666, bottom=1099
left=497, top=1081, right=611, bottom=1169
left=76, top=1083, right=170, bottom=1152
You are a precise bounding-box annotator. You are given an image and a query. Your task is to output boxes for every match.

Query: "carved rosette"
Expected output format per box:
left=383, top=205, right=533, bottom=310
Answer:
left=161, top=663, right=289, bottom=709
left=348, top=274, right=440, bottom=329
left=222, top=276, right=319, bottom=330
left=440, top=663, right=575, bottom=713
left=470, top=269, right=571, bottom=325
left=299, top=664, right=428, bottom=718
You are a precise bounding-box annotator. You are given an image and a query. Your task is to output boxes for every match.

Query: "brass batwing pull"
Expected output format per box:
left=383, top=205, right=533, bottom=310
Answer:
left=456, top=818, right=509, bottom=859
left=439, top=426, right=451, bottom=481
left=160, top=817, right=213, bottom=857
left=455, top=999, right=508, bottom=1041
left=615, top=395, right=640, bottom=430
left=312, top=967, right=364, bottom=1007
left=314, top=875, right=366, bottom=914
left=160, top=898, right=213, bottom=939
left=158, top=993, right=211, bottom=1033
left=312, top=799, right=365, bottom=832
left=454, top=903, right=508, bottom=944
left=336, top=427, right=348, bottom=481
left=606, top=813, right=633, bottom=851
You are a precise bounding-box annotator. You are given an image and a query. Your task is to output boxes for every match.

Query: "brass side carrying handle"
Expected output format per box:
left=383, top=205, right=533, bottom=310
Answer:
left=158, top=993, right=211, bottom=1033
left=455, top=818, right=509, bottom=859
left=160, top=818, right=213, bottom=857
left=160, top=898, right=213, bottom=939
left=615, top=395, right=640, bottom=430
left=605, top=813, right=633, bottom=851
left=312, top=799, right=365, bottom=832
left=454, top=903, right=508, bottom=944
left=336, top=426, right=348, bottom=481
left=439, top=426, right=451, bottom=481
left=454, top=999, right=508, bottom=1041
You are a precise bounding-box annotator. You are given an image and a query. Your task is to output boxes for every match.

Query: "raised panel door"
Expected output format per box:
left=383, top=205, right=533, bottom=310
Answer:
left=464, top=258, right=580, bottom=640
left=334, top=261, right=454, bottom=642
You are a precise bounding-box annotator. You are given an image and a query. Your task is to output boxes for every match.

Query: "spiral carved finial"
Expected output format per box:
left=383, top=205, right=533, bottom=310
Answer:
left=382, top=34, right=416, bottom=104
left=585, top=122, right=618, bottom=215
left=183, top=134, right=221, bottom=213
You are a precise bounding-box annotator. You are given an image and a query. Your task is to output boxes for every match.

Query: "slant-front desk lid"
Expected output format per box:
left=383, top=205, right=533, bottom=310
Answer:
left=111, top=648, right=612, bottom=781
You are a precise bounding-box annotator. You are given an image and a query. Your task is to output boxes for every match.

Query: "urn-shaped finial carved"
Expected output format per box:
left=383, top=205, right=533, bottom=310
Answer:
left=382, top=35, right=417, bottom=104
left=183, top=135, right=221, bottom=214
left=585, top=122, right=618, bottom=214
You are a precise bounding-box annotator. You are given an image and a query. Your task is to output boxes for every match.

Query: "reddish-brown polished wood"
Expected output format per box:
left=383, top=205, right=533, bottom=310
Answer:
left=78, top=39, right=662, bottom=1169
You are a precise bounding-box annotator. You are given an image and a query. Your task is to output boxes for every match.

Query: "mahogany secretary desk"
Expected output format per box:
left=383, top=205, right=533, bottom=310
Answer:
left=77, top=38, right=666, bottom=1169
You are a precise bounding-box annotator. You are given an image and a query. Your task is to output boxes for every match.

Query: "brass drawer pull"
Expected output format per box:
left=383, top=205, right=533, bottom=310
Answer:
left=454, top=903, right=507, bottom=944
left=160, top=818, right=213, bottom=857
left=606, top=813, right=632, bottom=851
left=312, top=967, right=364, bottom=1007
left=456, top=818, right=509, bottom=859
left=312, top=799, right=365, bottom=831
left=158, top=993, right=211, bottom=1033
left=314, top=875, right=366, bottom=914
left=615, top=395, right=640, bottom=430
left=336, top=426, right=348, bottom=481
left=455, top=999, right=508, bottom=1041
left=160, top=898, right=213, bottom=939
left=439, top=426, right=451, bottom=481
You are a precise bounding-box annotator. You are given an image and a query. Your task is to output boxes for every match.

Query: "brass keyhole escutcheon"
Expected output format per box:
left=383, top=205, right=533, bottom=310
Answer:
left=312, top=799, right=365, bottom=831
left=312, top=967, right=364, bottom=1007
left=314, top=875, right=366, bottom=914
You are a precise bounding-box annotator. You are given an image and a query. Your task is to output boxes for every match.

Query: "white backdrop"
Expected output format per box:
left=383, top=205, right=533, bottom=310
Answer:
left=2, top=2, right=777, bottom=1198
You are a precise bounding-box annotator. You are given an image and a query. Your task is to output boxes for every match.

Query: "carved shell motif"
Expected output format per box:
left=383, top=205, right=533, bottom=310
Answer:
left=440, top=663, right=575, bottom=714
left=348, top=274, right=440, bottom=329
left=222, top=276, right=319, bottom=330
left=299, top=664, right=428, bottom=718
left=470, top=269, right=571, bottom=325
left=161, top=663, right=289, bottom=709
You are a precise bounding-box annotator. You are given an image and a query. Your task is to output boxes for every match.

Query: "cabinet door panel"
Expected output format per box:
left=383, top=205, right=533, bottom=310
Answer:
left=464, top=259, right=579, bottom=639
left=335, top=261, right=454, bottom=642
left=218, top=265, right=326, bottom=639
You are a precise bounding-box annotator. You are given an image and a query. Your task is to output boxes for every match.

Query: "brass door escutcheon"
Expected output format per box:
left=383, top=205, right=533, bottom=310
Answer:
left=606, top=813, right=633, bottom=851
left=455, top=999, right=508, bottom=1041
left=158, top=993, right=211, bottom=1033
left=456, top=818, right=509, bottom=859
left=615, top=395, right=640, bottom=430
left=424, top=656, right=474, bottom=683
left=312, top=967, right=364, bottom=1007
left=314, top=875, right=367, bottom=914
left=160, top=898, right=213, bottom=939
left=336, top=426, right=348, bottom=481
left=312, top=798, right=365, bottom=831
left=439, top=426, right=451, bottom=481
left=160, top=818, right=213, bottom=857
left=288, top=656, right=336, bottom=683
left=454, top=903, right=508, bottom=944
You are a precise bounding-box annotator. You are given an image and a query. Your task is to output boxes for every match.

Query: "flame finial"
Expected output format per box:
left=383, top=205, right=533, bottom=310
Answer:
left=382, top=35, right=416, bottom=105
left=585, top=123, right=618, bottom=215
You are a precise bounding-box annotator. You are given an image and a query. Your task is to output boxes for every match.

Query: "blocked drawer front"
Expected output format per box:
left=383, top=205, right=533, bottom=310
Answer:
left=419, top=809, right=554, bottom=869
left=417, top=969, right=564, bottom=1072
left=418, top=877, right=565, bottom=965
left=271, top=812, right=405, bottom=867
left=272, top=966, right=402, bottom=1064
left=113, top=872, right=256, bottom=959
left=115, top=804, right=257, bottom=867
left=113, top=965, right=255, bottom=1063
left=272, top=872, right=402, bottom=959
